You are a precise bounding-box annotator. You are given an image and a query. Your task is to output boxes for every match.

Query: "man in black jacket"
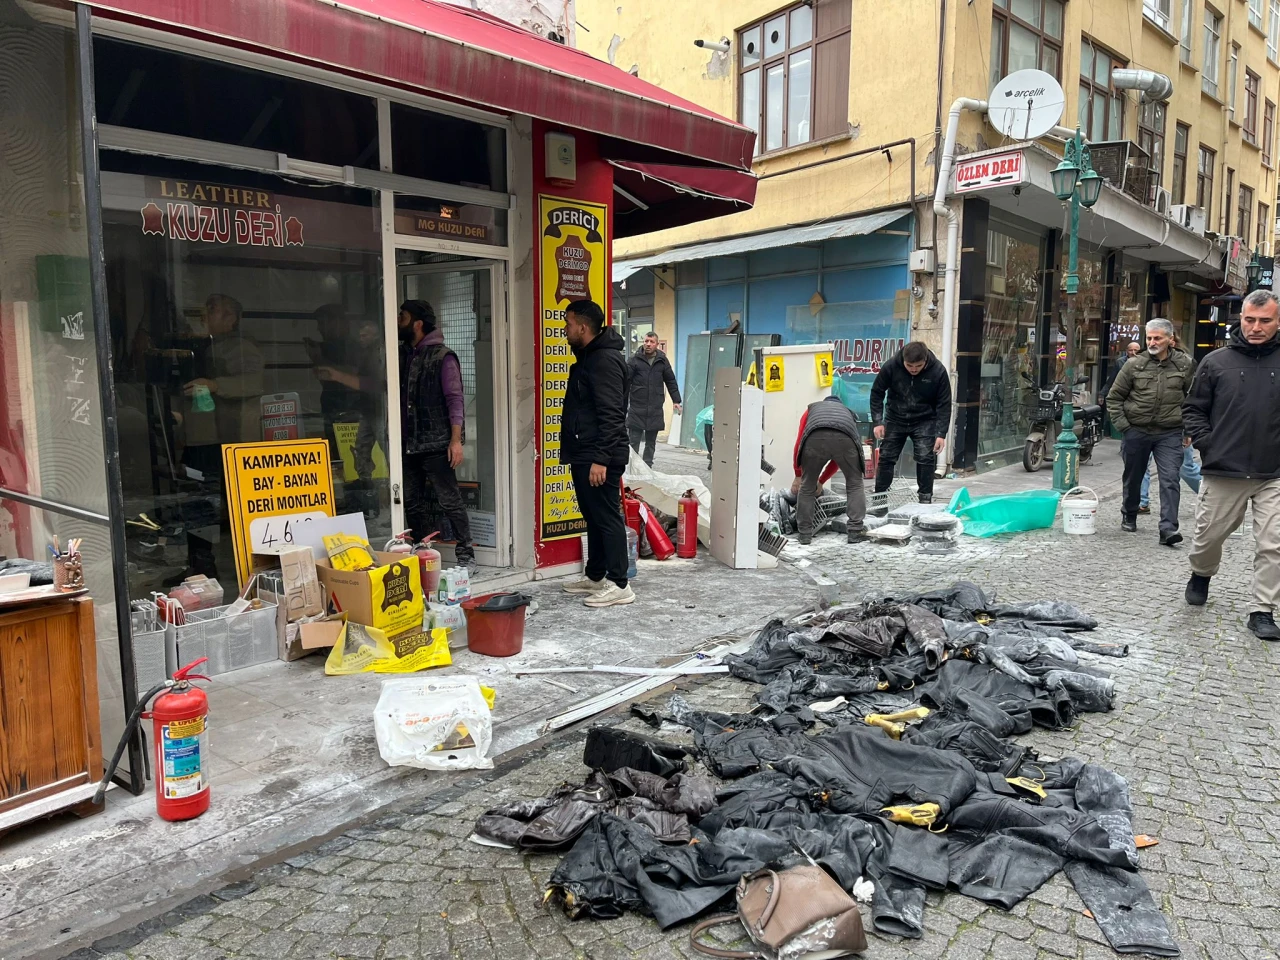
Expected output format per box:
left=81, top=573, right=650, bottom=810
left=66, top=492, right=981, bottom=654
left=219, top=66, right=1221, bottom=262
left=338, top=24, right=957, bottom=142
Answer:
left=1183, top=289, right=1280, bottom=640
left=869, top=342, right=951, bottom=504
left=560, top=300, right=634, bottom=608
left=627, top=332, right=682, bottom=466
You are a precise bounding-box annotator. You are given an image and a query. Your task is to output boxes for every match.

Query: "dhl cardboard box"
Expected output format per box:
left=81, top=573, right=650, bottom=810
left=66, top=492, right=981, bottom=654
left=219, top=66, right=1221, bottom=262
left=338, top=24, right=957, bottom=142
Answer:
left=316, top=552, right=423, bottom=637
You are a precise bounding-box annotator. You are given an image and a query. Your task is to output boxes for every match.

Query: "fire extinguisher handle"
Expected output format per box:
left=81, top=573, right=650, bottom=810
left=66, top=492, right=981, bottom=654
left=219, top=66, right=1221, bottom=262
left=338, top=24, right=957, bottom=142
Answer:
left=172, top=657, right=209, bottom=681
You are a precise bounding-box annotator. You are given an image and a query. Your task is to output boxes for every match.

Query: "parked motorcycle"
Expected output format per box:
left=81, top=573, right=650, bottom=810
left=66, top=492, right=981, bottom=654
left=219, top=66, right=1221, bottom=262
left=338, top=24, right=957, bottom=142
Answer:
left=1021, top=374, right=1104, bottom=472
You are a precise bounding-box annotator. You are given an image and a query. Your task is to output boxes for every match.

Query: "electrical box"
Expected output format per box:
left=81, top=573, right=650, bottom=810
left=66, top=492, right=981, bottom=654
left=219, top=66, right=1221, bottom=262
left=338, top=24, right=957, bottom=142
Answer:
left=909, top=249, right=936, bottom=274
left=545, top=131, right=577, bottom=183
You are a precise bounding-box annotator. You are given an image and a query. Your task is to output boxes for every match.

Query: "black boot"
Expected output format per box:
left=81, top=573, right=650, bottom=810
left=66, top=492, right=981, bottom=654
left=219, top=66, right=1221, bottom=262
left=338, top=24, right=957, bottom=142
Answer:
left=1185, top=574, right=1210, bottom=606
left=1160, top=530, right=1183, bottom=547
left=1121, top=517, right=1137, bottom=533
left=1248, top=612, right=1280, bottom=642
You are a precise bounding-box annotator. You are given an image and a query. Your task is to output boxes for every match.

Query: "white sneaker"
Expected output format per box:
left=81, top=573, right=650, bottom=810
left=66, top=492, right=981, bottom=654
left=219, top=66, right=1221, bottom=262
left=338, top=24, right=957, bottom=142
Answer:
left=583, top=583, right=636, bottom=607
left=563, top=576, right=605, bottom=595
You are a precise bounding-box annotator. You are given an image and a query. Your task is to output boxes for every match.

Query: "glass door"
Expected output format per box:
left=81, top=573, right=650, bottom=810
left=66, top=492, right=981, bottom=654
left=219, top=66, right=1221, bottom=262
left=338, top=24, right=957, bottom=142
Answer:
left=395, top=255, right=509, bottom=568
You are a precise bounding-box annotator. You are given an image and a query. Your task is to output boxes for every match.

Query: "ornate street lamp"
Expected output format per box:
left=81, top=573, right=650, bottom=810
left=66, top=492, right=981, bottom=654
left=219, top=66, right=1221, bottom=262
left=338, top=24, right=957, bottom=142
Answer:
left=1246, top=247, right=1263, bottom=290
left=1053, top=129, right=1102, bottom=493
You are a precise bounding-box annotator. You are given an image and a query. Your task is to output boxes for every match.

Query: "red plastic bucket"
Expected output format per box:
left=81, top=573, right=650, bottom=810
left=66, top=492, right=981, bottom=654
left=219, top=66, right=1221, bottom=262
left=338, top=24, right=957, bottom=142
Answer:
left=462, top=592, right=531, bottom=657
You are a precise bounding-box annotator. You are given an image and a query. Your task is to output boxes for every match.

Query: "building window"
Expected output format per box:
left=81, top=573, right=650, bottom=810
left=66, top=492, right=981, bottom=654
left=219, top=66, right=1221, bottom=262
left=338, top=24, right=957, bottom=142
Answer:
left=990, top=0, right=1064, bottom=90
left=1239, top=184, right=1254, bottom=241
left=1172, top=123, right=1190, bottom=204
left=1079, top=40, right=1125, bottom=141
left=1259, top=202, right=1271, bottom=248
left=1203, top=8, right=1223, bottom=97
left=738, top=1, right=850, bottom=155
left=1265, top=100, right=1276, bottom=166
left=1228, top=43, right=1240, bottom=115
left=1181, top=0, right=1195, bottom=62
left=1197, top=144, right=1215, bottom=221
left=1245, top=71, right=1262, bottom=144
left=1252, top=0, right=1266, bottom=30
left=1270, top=0, right=1280, bottom=61
left=1144, top=0, right=1173, bottom=31
left=1138, top=100, right=1167, bottom=186
left=1225, top=167, right=1235, bottom=233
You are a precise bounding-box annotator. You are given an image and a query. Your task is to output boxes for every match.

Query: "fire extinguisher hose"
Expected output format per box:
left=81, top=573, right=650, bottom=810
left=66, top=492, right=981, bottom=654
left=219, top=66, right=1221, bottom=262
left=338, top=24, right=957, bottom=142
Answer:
left=92, top=680, right=172, bottom=805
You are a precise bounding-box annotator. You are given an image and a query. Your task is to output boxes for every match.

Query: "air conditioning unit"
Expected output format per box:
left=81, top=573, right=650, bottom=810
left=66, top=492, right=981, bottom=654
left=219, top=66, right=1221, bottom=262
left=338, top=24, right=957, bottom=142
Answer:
left=1152, top=187, right=1173, bottom=216
left=1170, top=203, right=1207, bottom=236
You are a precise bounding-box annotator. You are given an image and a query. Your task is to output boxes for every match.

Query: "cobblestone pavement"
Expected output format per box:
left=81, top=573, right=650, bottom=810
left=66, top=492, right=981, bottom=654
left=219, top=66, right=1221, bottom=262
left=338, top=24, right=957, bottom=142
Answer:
left=64, top=486, right=1280, bottom=960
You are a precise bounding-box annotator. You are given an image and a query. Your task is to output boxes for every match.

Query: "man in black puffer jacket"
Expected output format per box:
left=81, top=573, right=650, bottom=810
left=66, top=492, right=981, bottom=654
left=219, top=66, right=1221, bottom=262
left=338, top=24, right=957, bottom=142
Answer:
left=627, top=332, right=681, bottom=466
left=1182, top=289, right=1280, bottom=640
left=869, top=342, right=952, bottom=504
left=560, top=300, right=634, bottom=608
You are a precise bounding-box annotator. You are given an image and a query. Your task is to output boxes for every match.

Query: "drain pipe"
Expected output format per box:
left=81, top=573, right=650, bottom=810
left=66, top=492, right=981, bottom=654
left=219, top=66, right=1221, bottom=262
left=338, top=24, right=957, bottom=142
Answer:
left=933, top=97, right=987, bottom=458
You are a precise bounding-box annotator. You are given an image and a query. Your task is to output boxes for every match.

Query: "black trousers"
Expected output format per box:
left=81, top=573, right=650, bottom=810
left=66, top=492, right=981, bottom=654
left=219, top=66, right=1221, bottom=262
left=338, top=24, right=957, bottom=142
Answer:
left=875, top=421, right=938, bottom=498
left=628, top=426, right=660, bottom=466
left=571, top=463, right=628, bottom=588
left=1120, top=429, right=1183, bottom=534
left=404, top=451, right=475, bottom=563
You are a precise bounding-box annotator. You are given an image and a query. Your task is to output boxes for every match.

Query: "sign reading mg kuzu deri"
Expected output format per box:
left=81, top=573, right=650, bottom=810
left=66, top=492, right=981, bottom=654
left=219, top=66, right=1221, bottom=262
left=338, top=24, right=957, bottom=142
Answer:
left=538, top=196, right=607, bottom=542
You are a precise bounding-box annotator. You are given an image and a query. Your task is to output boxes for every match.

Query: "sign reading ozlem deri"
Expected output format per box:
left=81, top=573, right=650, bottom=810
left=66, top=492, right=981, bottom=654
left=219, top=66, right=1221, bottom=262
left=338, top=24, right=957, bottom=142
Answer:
left=139, top=178, right=305, bottom=248
left=538, top=195, right=608, bottom=542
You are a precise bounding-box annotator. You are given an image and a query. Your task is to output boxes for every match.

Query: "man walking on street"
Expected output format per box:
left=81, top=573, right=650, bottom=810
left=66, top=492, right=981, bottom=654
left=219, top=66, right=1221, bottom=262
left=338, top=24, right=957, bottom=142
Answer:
left=627, top=331, right=681, bottom=467
left=869, top=341, right=951, bottom=505
left=1106, top=318, right=1195, bottom=544
left=560, top=300, right=634, bottom=608
left=399, top=299, right=475, bottom=573
left=790, top=396, right=868, bottom=545
left=1183, top=289, right=1280, bottom=640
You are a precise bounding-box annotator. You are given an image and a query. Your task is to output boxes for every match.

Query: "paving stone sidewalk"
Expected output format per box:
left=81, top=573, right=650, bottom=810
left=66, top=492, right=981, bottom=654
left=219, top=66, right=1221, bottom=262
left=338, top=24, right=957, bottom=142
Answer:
left=63, top=485, right=1280, bottom=960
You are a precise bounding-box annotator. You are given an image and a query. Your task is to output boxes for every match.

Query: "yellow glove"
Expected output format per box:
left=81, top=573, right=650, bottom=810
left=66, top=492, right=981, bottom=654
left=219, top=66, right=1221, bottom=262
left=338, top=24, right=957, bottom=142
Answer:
left=880, top=802, right=941, bottom=826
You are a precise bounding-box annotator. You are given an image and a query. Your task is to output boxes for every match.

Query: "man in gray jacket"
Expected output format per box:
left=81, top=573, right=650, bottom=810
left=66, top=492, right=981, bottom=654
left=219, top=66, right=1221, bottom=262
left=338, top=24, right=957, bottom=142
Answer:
left=1106, top=318, right=1195, bottom=544
left=626, top=332, right=681, bottom=466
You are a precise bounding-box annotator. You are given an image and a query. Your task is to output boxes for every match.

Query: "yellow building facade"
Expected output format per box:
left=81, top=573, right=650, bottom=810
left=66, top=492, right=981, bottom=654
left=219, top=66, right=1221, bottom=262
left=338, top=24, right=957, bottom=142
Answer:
left=579, top=0, right=1279, bottom=471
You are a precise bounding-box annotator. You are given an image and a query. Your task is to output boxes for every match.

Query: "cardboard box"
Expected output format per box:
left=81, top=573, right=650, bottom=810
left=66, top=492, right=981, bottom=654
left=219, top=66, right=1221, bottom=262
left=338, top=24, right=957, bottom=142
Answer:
left=298, top=616, right=345, bottom=651
left=279, top=546, right=324, bottom=620
left=316, top=552, right=424, bottom=638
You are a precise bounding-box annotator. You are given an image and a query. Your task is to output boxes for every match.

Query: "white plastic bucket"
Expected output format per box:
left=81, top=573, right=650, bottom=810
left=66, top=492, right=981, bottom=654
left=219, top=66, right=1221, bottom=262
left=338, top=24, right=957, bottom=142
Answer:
left=1061, top=486, right=1098, bottom=535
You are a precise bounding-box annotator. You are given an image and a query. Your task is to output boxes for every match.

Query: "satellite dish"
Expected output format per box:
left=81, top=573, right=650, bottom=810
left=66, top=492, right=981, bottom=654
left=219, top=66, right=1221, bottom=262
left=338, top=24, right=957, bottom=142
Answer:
left=988, top=69, right=1066, bottom=141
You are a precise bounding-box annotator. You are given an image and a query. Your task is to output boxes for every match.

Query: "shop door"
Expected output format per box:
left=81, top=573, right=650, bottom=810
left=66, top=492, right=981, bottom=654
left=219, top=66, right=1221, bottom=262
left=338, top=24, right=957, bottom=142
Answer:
left=396, top=259, right=510, bottom=569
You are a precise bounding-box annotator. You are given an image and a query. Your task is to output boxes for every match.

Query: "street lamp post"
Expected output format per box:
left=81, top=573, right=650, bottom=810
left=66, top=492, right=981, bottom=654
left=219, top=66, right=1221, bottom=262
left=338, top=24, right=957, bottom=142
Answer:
left=1050, top=128, right=1103, bottom=493
left=1246, top=247, right=1262, bottom=291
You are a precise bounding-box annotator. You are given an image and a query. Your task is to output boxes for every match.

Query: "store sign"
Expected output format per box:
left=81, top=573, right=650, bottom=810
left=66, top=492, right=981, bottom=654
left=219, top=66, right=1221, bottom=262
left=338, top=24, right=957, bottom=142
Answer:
left=954, top=151, right=1027, bottom=193
left=1259, top=256, right=1276, bottom=290
left=538, top=195, right=608, bottom=542
left=260, top=393, right=300, bottom=441
left=222, top=439, right=335, bottom=587
left=396, top=212, right=491, bottom=244
left=139, top=178, right=304, bottom=248
left=830, top=336, right=907, bottom=376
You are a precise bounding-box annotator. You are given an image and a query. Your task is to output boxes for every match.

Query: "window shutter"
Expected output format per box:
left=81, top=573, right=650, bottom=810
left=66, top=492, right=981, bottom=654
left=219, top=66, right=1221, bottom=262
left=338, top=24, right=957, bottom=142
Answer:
left=812, top=0, right=851, bottom=141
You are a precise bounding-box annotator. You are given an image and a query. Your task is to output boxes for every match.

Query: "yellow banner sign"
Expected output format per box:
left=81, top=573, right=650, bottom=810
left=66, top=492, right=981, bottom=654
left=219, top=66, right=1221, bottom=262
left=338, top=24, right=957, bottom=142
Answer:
left=816, top=352, right=834, bottom=388
left=539, top=195, right=608, bottom=541
left=764, top=356, right=786, bottom=393
left=222, top=438, right=335, bottom=586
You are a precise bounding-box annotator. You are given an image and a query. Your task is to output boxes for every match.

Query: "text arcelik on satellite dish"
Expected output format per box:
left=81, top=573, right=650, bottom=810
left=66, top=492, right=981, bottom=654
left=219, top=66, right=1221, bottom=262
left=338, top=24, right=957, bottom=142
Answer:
left=987, top=69, right=1066, bottom=142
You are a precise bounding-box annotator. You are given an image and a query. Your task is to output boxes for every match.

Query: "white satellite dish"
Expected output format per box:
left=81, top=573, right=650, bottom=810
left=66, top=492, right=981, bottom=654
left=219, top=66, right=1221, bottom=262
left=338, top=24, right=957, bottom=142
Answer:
left=988, top=69, right=1065, bottom=141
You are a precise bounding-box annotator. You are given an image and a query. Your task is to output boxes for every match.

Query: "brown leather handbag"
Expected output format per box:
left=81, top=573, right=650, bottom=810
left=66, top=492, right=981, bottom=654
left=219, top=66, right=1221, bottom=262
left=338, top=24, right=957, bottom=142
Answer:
left=688, top=866, right=868, bottom=960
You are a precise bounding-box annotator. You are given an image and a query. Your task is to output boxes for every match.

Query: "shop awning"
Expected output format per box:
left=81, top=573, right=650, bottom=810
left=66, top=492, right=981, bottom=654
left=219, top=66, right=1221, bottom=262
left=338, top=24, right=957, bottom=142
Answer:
left=609, top=160, right=757, bottom=239
left=611, top=208, right=911, bottom=282
left=79, top=0, right=756, bottom=172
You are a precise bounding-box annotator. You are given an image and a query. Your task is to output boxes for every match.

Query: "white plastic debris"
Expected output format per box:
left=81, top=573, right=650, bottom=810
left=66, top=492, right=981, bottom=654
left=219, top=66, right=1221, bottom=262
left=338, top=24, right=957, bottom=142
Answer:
left=853, top=877, right=875, bottom=903
left=373, top=675, right=494, bottom=771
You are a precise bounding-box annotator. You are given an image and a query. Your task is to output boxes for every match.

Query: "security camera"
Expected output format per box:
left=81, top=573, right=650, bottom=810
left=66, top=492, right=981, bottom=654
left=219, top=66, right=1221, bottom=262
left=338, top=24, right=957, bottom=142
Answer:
left=695, top=38, right=731, bottom=53
left=927, top=302, right=939, bottom=319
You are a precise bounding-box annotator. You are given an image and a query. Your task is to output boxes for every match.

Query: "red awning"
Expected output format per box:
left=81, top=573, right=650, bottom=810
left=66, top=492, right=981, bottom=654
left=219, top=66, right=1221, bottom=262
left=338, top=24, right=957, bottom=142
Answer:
left=609, top=160, right=756, bottom=237
left=81, top=0, right=756, bottom=172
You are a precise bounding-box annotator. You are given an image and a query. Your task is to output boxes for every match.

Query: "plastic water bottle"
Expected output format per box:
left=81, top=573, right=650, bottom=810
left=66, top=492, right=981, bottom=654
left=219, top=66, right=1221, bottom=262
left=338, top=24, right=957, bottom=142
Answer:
left=626, top=528, right=639, bottom=581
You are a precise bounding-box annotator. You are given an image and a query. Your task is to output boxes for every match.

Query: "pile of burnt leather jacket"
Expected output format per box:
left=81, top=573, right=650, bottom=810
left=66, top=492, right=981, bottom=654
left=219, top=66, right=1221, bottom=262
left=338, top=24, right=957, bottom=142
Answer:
left=473, top=582, right=1179, bottom=958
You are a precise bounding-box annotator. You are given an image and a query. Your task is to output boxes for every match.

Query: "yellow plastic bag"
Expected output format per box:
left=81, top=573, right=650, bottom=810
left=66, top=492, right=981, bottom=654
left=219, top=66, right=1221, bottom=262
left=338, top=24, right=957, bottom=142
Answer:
left=325, top=622, right=454, bottom=675
left=324, top=533, right=376, bottom=571
left=372, top=629, right=452, bottom=673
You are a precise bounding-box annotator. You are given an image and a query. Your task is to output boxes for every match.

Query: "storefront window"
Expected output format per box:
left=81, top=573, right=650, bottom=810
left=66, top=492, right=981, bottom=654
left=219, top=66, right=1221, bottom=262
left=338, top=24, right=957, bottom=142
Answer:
left=981, top=228, right=1041, bottom=459
left=1059, top=252, right=1106, bottom=397
left=95, top=37, right=380, bottom=170
left=390, top=103, right=507, bottom=192
left=100, top=153, right=388, bottom=600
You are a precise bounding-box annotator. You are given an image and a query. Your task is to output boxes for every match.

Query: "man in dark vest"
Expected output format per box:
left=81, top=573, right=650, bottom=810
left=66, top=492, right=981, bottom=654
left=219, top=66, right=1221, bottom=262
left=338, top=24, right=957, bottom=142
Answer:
left=398, top=299, right=474, bottom=572
left=790, top=396, right=867, bottom=544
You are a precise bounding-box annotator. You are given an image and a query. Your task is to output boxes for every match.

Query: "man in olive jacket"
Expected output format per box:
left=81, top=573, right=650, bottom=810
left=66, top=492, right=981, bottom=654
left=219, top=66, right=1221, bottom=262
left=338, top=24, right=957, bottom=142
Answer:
left=627, top=332, right=681, bottom=466
left=1183, top=289, right=1280, bottom=641
left=1107, top=318, right=1195, bottom=543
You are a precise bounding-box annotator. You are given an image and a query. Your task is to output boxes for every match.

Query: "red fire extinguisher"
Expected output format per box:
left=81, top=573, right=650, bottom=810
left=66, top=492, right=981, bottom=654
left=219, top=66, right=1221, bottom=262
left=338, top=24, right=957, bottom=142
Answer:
left=677, top=490, right=699, bottom=558
left=622, top=489, right=643, bottom=540
left=637, top=500, right=676, bottom=560
left=92, top=657, right=211, bottom=821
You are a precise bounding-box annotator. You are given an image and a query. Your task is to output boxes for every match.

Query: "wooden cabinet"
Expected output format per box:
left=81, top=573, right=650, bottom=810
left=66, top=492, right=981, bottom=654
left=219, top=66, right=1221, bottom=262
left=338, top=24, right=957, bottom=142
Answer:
left=0, top=597, right=103, bottom=831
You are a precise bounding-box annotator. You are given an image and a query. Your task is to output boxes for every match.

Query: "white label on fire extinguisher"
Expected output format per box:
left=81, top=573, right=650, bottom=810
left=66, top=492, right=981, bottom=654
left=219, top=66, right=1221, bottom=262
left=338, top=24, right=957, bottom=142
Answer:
left=160, top=715, right=207, bottom=798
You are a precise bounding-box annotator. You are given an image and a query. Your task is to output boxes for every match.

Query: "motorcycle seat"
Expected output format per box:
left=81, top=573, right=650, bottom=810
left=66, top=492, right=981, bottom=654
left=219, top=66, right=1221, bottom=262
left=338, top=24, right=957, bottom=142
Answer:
left=1077, top=404, right=1103, bottom=418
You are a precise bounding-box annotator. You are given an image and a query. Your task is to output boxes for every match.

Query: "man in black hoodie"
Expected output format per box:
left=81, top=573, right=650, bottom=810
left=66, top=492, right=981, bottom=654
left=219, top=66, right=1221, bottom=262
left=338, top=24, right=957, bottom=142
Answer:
left=1183, top=288, right=1280, bottom=640
left=559, top=300, right=634, bottom=608
left=869, top=341, right=952, bottom=504
left=627, top=332, right=682, bottom=466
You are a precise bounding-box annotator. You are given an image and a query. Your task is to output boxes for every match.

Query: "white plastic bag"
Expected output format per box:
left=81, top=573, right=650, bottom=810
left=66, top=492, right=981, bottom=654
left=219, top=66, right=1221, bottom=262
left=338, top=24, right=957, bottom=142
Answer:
left=625, top=453, right=713, bottom=547
left=373, top=675, right=494, bottom=771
